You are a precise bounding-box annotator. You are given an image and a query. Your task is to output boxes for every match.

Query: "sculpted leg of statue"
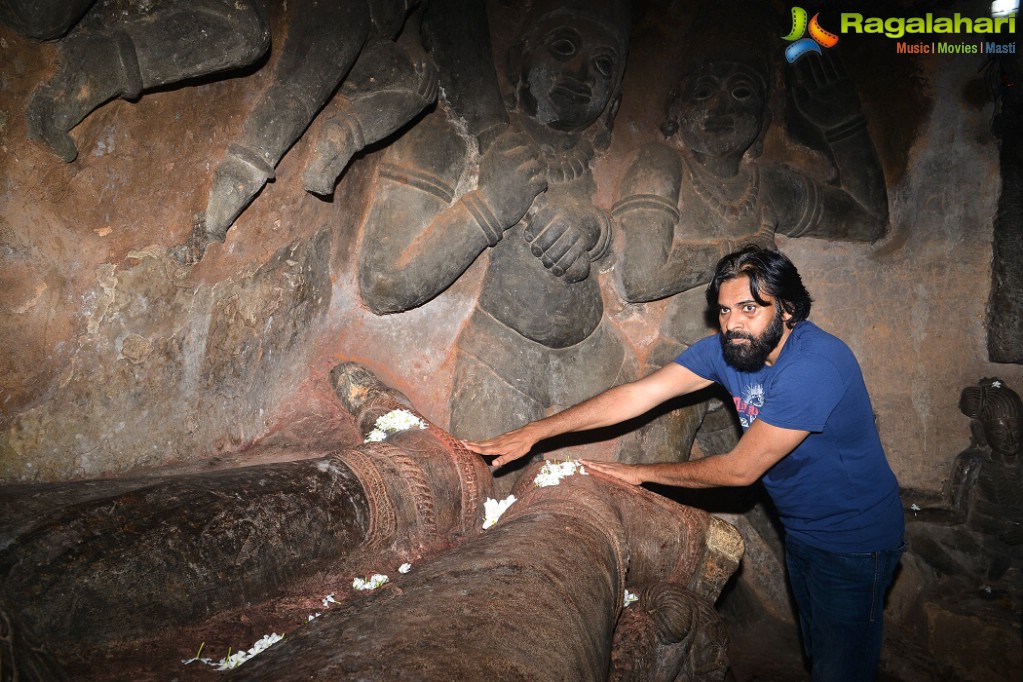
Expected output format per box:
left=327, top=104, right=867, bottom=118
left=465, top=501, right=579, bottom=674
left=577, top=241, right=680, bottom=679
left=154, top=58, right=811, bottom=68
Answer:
left=198, top=0, right=374, bottom=247
left=223, top=460, right=742, bottom=681
left=195, top=0, right=438, bottom=260
left=302, top=22, right=439, bottom=196
left=0, top=362, right=490, bottom=678
left=19, top=0, right=270, bottom=162
left=0, top=0, right=94, bottom=41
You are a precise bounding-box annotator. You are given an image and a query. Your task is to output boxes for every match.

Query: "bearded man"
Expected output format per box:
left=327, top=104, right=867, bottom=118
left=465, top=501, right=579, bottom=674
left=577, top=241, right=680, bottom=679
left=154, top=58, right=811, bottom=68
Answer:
left=467, top=244, right=904, bottom=682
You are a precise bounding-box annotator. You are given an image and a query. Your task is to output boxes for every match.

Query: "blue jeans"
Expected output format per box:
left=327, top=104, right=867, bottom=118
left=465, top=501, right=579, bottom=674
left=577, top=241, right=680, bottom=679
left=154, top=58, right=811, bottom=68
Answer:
left=784, top=534, right=903, bottom=682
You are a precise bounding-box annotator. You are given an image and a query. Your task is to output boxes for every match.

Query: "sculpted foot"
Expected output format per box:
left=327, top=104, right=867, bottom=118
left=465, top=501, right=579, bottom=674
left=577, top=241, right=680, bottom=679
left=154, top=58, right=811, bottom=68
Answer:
left=302, top=112, right=362, bottom=196
left=203, top=145, right=275, bottom=242
left=25, top=31, right=143, bottom=163
left=26, top=87, right=78, bottom=162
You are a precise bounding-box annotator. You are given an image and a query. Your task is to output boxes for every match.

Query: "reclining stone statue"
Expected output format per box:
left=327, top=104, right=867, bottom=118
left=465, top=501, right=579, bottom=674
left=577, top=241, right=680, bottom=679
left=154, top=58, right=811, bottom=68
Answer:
left=0, top=362, right=743, bottom=681
left=0, top=362, right=491, bottom=679
left=227, top=458, right=742, bottom=681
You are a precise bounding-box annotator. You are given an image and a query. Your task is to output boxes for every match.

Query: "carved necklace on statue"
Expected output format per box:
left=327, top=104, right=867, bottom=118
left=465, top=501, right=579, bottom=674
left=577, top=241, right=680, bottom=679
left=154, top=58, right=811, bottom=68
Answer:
left=684, top=157, right=760, bottom=221
left=510, top=112, right=594, bottom=185
left=539, top=138, right=594, bottom=184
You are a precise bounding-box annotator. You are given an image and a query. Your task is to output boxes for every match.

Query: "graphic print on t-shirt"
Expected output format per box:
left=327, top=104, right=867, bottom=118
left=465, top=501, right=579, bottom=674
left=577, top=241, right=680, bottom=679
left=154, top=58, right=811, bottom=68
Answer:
left=734, top=383, right=765, bottom=428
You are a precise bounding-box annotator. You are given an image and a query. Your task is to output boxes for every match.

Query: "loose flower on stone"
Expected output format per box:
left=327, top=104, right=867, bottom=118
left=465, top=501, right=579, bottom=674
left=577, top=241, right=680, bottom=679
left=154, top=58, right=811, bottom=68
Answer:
left=364, top=409, right=428, bottom=442
left=482, top=495, right=517, bottom=529
left=352, top=573, right=390, bottom=591
left=533, top=459, right=588, bottom=487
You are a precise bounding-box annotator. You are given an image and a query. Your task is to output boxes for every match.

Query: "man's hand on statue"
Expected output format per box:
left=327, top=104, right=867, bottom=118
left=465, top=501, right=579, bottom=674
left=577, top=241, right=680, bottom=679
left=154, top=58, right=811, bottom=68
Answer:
left=477, top=131, right=548, bottom=226
left=789, top=49, right=863, bottom=132
left=580, top=460, right=647, bottom=486
left=463, top=427, right=539, bottom=470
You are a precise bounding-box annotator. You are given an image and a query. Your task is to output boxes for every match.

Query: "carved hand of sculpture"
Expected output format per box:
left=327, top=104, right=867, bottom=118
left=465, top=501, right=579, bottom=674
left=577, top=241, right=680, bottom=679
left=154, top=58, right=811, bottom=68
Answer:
left=475, top=130, right=548, bottom=231
left=788, top=50, right=865, bottom=135
left=523, top=193, right=609, bottom=283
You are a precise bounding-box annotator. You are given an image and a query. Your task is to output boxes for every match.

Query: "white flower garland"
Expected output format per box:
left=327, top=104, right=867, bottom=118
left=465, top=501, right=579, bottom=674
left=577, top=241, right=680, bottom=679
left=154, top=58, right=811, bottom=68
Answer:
left=364, top=409, right=428, bottom=442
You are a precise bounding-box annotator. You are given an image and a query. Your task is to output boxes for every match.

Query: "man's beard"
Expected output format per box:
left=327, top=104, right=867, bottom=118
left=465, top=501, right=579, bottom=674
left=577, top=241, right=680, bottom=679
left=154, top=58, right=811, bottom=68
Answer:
left=720, top=308, right=785, bottom=372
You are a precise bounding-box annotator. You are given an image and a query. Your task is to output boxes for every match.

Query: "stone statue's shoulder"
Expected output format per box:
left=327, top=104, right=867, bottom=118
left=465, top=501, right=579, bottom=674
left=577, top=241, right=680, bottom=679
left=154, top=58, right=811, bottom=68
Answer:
left=384, top=108, right=472, bottom=183
left=619, top=142, right=683, bottom=198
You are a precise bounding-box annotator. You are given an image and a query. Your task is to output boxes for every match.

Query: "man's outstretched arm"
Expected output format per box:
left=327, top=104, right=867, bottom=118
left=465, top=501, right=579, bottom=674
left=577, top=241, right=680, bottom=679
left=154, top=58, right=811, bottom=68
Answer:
left=463, top=362, right=713, bottom=469
left=584, top=419, right=809, bottom=488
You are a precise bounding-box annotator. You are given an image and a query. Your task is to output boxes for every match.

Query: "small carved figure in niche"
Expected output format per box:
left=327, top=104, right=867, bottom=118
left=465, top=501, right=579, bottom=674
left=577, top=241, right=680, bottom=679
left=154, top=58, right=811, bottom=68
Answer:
left=2, top=0, right=271, bottom=164
left=189, top=0, right=438, bottom=261
left=357, top=0, right=634, bottom=488
left=907, top=378, right=1023, bottom=582
left=611, top=15, right=889, bottom=463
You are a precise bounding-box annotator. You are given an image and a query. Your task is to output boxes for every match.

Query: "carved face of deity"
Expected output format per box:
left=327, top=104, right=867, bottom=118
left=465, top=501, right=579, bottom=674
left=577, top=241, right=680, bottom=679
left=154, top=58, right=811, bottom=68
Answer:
left=983, top=416, right=1021, bottom=462
left=677, top=62, right=767, bottom=161
left=519, top=16, right=623, bottom=132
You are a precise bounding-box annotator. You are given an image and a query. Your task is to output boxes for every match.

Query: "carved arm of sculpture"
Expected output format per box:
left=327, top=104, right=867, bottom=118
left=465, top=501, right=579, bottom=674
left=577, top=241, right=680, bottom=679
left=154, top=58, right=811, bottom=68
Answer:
left=358, top=122, right=547, bottom=314
left=773, top=50, right=889, bottom=241
left=613, top=143, right=771, bottom=303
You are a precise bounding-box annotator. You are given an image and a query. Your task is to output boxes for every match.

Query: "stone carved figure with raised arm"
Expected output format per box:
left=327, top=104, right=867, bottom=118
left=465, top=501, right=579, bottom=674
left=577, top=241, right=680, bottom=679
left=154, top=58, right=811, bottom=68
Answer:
left=1, top=0, right=271, bottom=163
left=358, top=0, right=634, bottom=489
left=612, top=10, right=889, bottom=463
left=189, top=0, right=439, bottom=261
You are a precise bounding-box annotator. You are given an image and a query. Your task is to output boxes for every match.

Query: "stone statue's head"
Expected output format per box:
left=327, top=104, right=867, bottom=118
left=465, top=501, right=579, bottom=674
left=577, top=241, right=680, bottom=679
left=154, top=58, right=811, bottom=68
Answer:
left=662, top=59, right=770, bottom=161
left=660, top=3, right=775, bottom=161
left=960, top=378, right=1022, bottom=461
left=506, top=0, right=630, bottom=139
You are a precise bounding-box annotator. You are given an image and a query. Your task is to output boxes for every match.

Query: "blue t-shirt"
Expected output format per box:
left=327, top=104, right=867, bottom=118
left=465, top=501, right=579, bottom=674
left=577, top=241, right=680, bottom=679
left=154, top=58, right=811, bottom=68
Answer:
left=676, top=321, right=904, bottom=553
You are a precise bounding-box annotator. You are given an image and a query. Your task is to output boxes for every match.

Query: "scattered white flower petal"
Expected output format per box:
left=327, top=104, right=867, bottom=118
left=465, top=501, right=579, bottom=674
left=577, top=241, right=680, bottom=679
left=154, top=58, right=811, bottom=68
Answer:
left=624, top=590, right=639, bottom=607
left=482, top=495, right=518, bottom=529
left=364, top=409, right=428, bottom=442
left=910, top=503, right=921, bottom=511
left=308, top=613, right=321, bottom=622
left=214, top=633, right=284, bottom=671
left=322, top=593, right=336, bottom=607
left=353, top=573, right=390, bottom=591
left=534, top=459, right=587, bottom=487
left=399, top=562, right=412, bottom=574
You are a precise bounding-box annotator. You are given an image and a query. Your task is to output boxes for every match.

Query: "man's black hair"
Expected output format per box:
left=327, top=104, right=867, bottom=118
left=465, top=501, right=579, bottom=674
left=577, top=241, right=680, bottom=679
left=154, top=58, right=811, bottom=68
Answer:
left=706, top=245, right=813, bottom=329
